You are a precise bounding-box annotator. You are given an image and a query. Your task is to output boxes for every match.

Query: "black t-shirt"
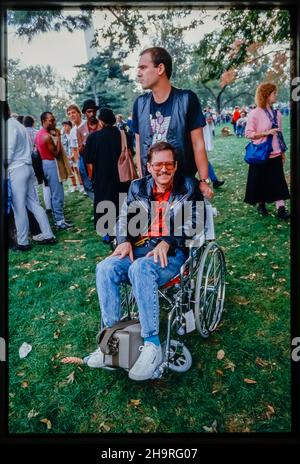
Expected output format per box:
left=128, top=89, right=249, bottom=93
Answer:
left=131, top=88, right=206, bottom=141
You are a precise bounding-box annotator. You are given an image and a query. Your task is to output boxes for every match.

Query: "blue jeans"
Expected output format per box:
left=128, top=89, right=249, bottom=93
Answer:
left=42, top=160, right=64, bottom=224
left=78, top=155, right=94, bottom=201
left=96, top=245, right=187, bottom=338
left=208, top=162, right=218, bottom=183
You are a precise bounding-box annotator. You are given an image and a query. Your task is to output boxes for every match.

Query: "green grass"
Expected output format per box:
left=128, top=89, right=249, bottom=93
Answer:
left=8, top=117, right=291, bottom=433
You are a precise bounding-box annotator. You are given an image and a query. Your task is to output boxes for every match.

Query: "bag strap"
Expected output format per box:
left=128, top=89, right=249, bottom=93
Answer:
left=99, top=319, right=139, bottom=354
left=264, top=108, right=278, bottom=127
left=120, top=129, right=127, bottom=151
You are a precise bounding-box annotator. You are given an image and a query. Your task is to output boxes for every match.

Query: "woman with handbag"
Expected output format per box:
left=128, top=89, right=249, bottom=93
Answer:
left=244, top=83, right=290, bottom=219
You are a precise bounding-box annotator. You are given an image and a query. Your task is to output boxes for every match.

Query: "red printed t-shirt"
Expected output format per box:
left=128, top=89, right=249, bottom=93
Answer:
left=146, top=183, right=172, bottom=238
left=35, top=128, right=55, bottom=161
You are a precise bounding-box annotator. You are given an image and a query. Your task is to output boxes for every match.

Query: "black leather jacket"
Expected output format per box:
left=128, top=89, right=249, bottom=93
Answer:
left=116, top=175, right=204, bottom=249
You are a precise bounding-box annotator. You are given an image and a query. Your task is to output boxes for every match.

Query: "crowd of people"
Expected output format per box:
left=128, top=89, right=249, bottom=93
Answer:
left=6, top=47, right=290, bottom=381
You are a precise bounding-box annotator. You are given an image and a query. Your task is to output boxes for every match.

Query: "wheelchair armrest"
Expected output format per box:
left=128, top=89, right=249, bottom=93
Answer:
left=185, top=233, right=205, bottom=250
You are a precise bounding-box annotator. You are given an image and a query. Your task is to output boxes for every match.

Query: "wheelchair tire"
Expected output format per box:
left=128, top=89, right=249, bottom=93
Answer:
left=161, top=340, right=192, bottom=372
left=120, top=284, right=138, bottom=320
left=194, top=241, right=226, bottom=338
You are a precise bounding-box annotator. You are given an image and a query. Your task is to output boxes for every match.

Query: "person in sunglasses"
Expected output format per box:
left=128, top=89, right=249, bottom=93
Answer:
left=86, top=141, right=204, bottom=381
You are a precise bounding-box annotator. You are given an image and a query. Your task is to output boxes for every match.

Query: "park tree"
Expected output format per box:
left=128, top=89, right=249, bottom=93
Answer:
left=7, top=59, right=72, bottom=124
left=70, top=47, right=137, bottom=115
left=8, top=8, right=291, bottom=112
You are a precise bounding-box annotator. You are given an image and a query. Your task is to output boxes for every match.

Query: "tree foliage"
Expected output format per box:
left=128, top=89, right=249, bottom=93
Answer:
left=70, top=48, right=137, bottom=115
left=7, top=10, right=93, bottom=41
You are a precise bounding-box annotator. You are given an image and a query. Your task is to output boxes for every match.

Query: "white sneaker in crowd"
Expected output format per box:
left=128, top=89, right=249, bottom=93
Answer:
left=68, top=186, right=77, bottom=193
left=32, top=233, right=46, bottom=242
left=79, top=186, right=85, bottom=193
left=83, top=347, right=105, bottom=368
left=128, top=342, right=162, bottom=381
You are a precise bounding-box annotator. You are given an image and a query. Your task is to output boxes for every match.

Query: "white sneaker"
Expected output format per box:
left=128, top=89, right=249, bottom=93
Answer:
left=128, top=342, right=162, bottom=381
left=79, top=186, right=85, bottom=193
left=83, top=347, right=105, bottom=368
left=68, top=186, right=76, bottom=193
left=32, top=233, right=46, bottom=242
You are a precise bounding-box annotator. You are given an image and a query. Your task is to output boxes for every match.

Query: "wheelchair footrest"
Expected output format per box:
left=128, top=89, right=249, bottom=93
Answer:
left=151, top=361, right=168, bottom=379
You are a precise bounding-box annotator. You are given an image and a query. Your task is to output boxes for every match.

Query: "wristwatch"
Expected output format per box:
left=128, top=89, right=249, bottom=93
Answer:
left=199, top=178, right=211, bottom=185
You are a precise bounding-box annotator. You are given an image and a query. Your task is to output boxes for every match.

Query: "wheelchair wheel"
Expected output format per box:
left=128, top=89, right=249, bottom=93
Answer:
left=120, top=284, right=138, bottom=320
left=161, top=340, right=192, bottom=372
left=194, top=241, right=225, bottom=338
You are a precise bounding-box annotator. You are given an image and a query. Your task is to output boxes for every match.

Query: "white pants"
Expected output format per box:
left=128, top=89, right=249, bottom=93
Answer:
left=10, top=164, right=54, bottom=245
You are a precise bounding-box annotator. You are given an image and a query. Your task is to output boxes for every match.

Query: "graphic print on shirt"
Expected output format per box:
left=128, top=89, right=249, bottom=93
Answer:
left=150, top=111, right=171, bottom=143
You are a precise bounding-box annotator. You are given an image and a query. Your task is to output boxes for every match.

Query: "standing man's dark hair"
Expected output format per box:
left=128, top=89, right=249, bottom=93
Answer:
left=23, top=115, right=35, bottom=128
left=40, top=111, right=53, bottom=125
left=140, top=47, right=172, bottom=79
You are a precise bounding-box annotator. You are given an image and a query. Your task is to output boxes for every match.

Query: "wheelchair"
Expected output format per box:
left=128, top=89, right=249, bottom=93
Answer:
left=119, top=200, right=226, bottom=379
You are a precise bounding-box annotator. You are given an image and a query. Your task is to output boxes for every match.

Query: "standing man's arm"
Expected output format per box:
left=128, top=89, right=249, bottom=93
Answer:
left=135, top=134, right=143, bottom=178
left=7, top=122, right=17, bottom=165
left=70, top=127, right=79, bottom=162
left=191, top=127, right=213, bottom=199
left=44, top=134, right=60, bottom=158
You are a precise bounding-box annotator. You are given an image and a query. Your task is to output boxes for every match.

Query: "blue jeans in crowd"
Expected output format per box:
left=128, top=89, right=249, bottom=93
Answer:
left=208, top=162, right=218, bottom=183
left=236, top=125, right=245, bottom=137
left=78, top=155, right=94, bottom=201
left=42, top=159, right=65, bottom=224
left=96, top=245, right=187, bottom=338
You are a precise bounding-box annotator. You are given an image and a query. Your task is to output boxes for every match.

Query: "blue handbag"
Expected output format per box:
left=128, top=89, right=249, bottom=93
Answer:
left=244, top=135, right=273, bottom=165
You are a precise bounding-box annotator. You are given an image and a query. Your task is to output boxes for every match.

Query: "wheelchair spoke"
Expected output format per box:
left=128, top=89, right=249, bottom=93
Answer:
left=194, top=242, right=226, bottom=338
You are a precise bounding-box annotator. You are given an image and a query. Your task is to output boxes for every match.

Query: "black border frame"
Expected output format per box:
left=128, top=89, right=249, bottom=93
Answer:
left=1, top=0, right=299, bottom=451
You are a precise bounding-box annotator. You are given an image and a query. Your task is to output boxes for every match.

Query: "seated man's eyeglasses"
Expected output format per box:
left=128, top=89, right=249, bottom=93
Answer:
left=150, top=161, right=176, bottom=171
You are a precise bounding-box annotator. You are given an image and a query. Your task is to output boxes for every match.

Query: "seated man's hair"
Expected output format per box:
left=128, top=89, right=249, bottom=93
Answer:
left=147, top=141, right=178, bottom=163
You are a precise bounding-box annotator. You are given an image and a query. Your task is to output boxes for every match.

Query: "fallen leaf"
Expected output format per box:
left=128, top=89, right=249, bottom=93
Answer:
left=28, top=409, right=39, bottom=419
left=53, top=329, right=60, bottom=339
left=17, top=371, right=25, bottom=377
left=266, top=404, right=275, bottom=419
left=203, top=420, right=218, bottom=433
left=224, top=360, right=236, bottom=372
left=255, top=357, right=269, bottom=368
left=57, top=311, right=65, bottom=316
left=40, top=418, right=52, bottom=429
left=233, top=296, right=251, bottom=306
left=130, top=399, right=141, bottom=407
left=21, top=380, right=29, bottom=388
left=216, top=369, right=224, bottom=376
left=19, top=342, right=32, bottom=359
left=66, top=371, right=75, bottom=384
left=217, top=349, right=225, bottom=360
left=61, top=357, right=83, bottom=365
left=38, top=282, right=42, bottom=288
left=244, top=378, right=257, bottom=384
left=100, top=421, right=111, bottom=432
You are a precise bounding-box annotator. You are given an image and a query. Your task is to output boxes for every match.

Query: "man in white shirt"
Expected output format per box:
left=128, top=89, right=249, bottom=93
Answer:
left=6, top=103, right=56, bottom=250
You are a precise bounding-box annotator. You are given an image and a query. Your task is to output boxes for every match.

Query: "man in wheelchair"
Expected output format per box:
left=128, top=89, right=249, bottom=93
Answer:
left=86, top=141, right=205, bottom=380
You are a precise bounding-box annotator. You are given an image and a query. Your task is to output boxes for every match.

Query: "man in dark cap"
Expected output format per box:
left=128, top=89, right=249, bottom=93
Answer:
left=76, top=99, right=102, bottom=197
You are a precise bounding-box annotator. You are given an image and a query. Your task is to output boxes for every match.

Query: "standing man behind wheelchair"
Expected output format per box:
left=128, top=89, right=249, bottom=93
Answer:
left=132, top=46, right=213, bottom=200
left=85, top=142, right=204, bottom=381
